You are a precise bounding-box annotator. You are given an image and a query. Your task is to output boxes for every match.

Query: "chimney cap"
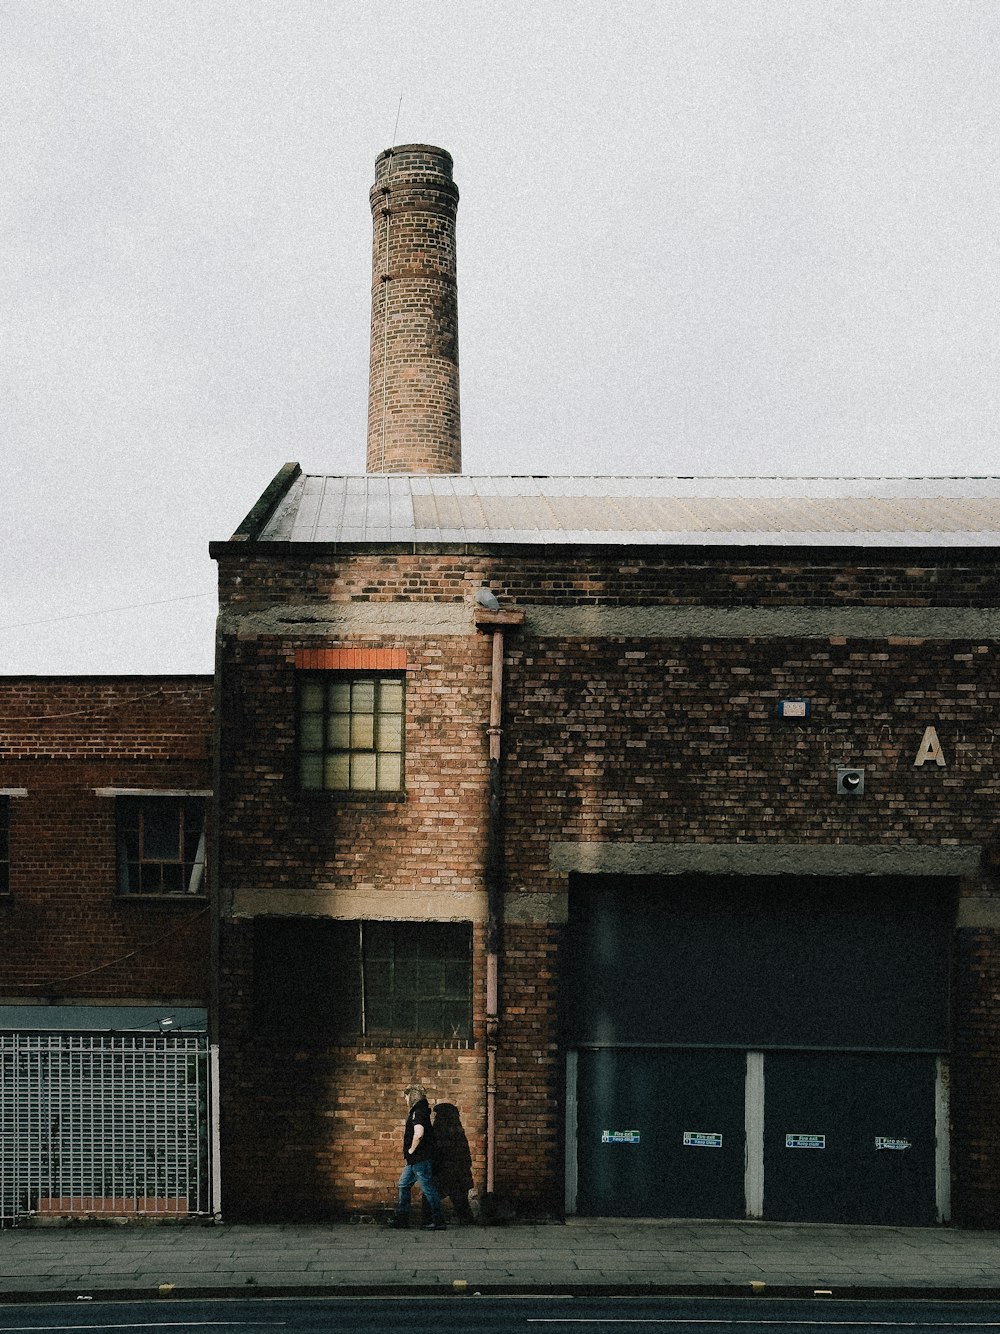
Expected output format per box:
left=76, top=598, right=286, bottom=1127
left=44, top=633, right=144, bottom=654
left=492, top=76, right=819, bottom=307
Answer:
left=374, top=144, right=454, bottom=181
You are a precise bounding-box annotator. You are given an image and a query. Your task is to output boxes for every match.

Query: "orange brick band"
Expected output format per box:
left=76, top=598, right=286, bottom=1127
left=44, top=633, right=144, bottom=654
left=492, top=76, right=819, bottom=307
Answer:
left=294, top=648, right=408, bottom=671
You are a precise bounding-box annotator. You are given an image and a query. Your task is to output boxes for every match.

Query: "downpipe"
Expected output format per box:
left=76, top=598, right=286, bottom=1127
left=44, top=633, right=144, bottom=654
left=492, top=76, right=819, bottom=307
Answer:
left=485, top=627, right=504, bottom=1203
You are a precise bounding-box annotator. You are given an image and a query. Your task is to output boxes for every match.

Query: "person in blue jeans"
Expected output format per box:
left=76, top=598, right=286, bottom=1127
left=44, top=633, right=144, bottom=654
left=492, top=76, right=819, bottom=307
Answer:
left=391, top=1083, right=446, bottom=1230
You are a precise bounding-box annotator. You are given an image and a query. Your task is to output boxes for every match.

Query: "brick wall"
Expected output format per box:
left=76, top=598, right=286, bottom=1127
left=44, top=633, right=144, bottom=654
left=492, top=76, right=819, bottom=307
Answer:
left=503, top=636, right=1000, bottom=865
left=951, top=926, right=1000, bottom=1227
left=218, top=918, right=486, bottom=1219
left=216, top=551, right=1000, bottom=609
left=218, top=634, right=491, bottom=904
left=0, top=677, right=213, bottom=1003
left=495, top=924, right=564, bottom=1213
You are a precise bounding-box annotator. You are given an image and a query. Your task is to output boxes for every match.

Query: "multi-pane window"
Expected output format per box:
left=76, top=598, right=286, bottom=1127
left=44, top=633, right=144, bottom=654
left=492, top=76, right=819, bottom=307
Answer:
left=299, top=674, right=404, bottom=791
left=0, top=797, right=9, bottom=894
left=253, top=918, right=472, bottom=1043
left=362, top=922, right=471, bottom=1041
left=117, top=796, right=206, bottom=896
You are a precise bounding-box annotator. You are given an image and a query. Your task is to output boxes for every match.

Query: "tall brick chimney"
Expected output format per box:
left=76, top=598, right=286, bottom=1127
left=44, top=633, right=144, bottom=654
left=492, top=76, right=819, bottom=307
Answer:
left=367, top=145, right=461, bottom=474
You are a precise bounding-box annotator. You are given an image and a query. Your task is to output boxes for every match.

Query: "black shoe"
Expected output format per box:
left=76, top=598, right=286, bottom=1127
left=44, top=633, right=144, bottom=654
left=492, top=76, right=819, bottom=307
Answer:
left=422, top=1221, right=447, bottom=1231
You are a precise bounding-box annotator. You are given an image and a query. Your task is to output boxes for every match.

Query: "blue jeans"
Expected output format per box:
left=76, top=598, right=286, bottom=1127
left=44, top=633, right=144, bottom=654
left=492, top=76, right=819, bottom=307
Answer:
left=397, top=1159, right=443, bottom=1223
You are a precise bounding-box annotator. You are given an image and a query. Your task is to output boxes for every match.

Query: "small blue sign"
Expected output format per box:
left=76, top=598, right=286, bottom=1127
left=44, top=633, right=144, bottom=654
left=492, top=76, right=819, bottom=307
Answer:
left=786, top=1133, right=826, bottom=1149
left=602, top=1130, right=640, bottom=1144
left=683, top=1131, right=723, bottom=1148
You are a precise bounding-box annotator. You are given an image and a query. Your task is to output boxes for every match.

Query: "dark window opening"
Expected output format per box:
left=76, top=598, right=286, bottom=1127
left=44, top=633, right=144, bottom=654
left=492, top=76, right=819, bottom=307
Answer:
left=117, top=796, right=206, bottom=896
left=299, top=673, right=404, bottom=792
left=252, top=918, right=360, bottom=1041
left=252, top=918, right=472, bottom=1044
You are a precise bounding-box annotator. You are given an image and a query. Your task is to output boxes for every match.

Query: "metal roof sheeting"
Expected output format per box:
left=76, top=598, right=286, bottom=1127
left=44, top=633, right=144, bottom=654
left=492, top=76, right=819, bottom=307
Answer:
left=257, top=475, right=1000, bottom=547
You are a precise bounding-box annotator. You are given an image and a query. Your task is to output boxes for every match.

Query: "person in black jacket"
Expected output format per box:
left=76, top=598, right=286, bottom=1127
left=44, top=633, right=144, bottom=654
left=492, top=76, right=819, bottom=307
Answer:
left=390, top=1083, right=446, bottom=1230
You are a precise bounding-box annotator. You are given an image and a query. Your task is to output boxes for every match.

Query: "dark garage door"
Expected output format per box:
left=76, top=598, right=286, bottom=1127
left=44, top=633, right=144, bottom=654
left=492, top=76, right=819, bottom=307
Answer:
left=763, top=1051, right=938, bottom=1225
left=575, top=1048, right=746, bottom=1218
left=567, top=874, right=951, bottom=1223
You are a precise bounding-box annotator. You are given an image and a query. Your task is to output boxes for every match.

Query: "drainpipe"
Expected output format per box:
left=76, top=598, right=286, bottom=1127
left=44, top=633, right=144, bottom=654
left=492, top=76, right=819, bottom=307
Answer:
left=475, top=601, right=523, bottom=1204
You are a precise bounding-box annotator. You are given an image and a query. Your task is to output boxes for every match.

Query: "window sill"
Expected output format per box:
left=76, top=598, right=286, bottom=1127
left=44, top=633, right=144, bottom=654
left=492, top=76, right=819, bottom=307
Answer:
left=360, top=1036, right=474, bottom=1050
left=257, top=1035, right=474, bottom=1051
left=299, top=788, right=407, bottom=804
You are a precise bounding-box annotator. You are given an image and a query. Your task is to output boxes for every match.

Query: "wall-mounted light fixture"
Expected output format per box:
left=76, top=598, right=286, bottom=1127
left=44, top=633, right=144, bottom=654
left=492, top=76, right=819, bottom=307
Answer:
left=837, top=767, right=864, bottom=795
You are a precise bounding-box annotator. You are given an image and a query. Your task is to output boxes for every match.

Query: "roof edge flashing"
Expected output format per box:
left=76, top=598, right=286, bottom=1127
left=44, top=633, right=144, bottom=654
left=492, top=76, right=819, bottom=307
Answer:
left=230, top=463, right=302, bottom=542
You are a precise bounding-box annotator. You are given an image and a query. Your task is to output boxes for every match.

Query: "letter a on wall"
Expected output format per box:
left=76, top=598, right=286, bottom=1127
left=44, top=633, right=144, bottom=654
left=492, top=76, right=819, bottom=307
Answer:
left=914, top=725, right=946, bottom=768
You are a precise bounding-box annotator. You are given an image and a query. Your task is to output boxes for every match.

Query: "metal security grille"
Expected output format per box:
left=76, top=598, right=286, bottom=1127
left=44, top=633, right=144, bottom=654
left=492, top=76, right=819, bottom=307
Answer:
left=0, top=1033, right=211, bottom=1225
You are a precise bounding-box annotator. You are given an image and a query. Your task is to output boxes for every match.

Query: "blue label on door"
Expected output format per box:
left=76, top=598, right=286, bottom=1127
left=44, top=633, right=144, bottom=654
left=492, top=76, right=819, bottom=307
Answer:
left=601, top=1129, right=640, bottom=1144
left=786, top=1133, right=826, bottom=1149
left=683, top=1131, right=723, bottom=1148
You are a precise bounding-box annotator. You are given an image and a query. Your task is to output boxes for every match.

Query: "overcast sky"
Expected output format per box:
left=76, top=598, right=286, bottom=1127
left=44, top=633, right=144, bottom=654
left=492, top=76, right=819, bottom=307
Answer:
left=3, top=2, right=999, bottom=674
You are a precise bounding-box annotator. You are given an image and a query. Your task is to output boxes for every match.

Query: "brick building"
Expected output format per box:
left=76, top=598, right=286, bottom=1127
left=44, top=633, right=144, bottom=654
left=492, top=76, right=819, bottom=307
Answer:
left=0, top=676, right=215, bottom=1222
left=210, top=146, right=1000, bottom=1226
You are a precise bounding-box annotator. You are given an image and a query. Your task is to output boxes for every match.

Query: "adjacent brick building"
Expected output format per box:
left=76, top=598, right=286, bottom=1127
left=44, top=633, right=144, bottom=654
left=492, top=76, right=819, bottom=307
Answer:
left=0, top=676, right=214, bottom=1222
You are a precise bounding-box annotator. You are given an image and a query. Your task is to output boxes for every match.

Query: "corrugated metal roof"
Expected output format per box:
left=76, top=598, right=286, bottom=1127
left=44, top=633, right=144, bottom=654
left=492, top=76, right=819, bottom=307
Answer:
left=257, top=475, right=1000, bottom=547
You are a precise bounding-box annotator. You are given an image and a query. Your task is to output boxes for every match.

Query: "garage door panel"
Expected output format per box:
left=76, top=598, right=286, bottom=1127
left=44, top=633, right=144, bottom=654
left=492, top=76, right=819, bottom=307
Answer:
left=568, top=875, right=953, bottom=1051
left=575, top=1049, right=745, bottom=1219
left=763, top=1052, right=937, bottom=1225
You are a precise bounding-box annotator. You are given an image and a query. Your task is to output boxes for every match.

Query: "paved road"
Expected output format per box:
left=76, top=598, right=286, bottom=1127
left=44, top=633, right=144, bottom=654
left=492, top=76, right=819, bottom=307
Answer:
left=4, top=1297, right=1000, bottom=1334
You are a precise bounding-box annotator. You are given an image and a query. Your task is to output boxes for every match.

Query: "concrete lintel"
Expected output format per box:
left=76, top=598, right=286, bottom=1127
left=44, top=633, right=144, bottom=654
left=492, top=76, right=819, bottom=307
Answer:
left=229, top=887, right=486, bottom=921
left=523, top=605, right=1000, bottom=641
left=218, top=603, right=475, bottom=638
left=550, top=841, right=982, bottom=878
left=957, top=896, right=1000, bottom=929
left=94, top=788, right=212, bottom=798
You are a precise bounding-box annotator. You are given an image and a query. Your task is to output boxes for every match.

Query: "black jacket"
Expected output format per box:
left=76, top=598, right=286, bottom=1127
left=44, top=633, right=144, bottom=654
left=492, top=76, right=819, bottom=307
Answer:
left=403, top=1097, right=434, bottom=1164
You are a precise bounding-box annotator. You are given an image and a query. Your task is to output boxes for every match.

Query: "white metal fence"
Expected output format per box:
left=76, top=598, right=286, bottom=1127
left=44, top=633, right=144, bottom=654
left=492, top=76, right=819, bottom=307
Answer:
left=0, top=1032, right=212, bottom=1224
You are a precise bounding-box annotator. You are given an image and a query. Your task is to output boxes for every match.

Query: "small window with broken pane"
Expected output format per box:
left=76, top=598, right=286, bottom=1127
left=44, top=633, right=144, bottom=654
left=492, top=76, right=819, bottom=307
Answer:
left=117, top=796, right=206, bottom=896
left=299, top=673, right=404, bottom=792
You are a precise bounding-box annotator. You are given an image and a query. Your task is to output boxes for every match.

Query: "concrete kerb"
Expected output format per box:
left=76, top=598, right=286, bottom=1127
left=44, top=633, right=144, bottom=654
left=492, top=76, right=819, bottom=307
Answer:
left=4, top=1282, right=1000, bottom=1305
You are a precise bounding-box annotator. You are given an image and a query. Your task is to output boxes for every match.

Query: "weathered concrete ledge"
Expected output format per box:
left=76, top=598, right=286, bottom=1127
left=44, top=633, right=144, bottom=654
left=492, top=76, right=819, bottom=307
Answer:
left=229, top=886, right=487, bottom=920
left=219, top=603, right=476, bottom=636
left=549, top=841, right=982, bottom=878
left=218, top=603, right=1000, bottom=642
left=523, top=605, right=1000, bottom=640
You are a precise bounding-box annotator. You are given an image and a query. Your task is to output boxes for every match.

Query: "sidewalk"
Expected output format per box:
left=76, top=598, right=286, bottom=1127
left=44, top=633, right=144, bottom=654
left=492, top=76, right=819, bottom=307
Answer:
left=1, top=1218, right=999, bottom=1300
